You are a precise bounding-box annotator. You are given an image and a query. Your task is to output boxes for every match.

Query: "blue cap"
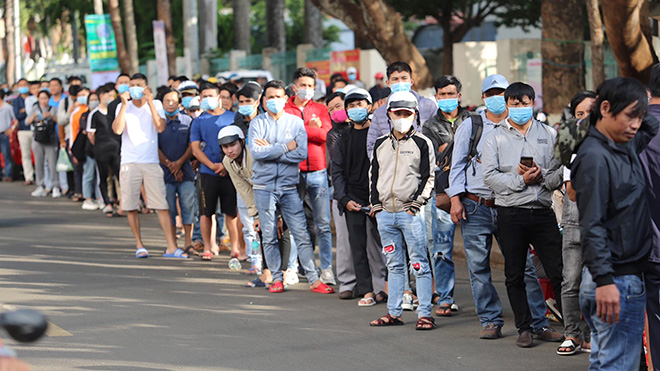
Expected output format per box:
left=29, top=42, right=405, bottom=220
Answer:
left=481, top=74, right=509, bottom=93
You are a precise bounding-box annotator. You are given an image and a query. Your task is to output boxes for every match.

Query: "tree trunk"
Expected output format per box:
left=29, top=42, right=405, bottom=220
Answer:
left=601, top=0, right=656, bottom=82
left=182, top=0, right=200, bottom=75
left=93, top=0, right=103, bottom=15
left=233, top=0, right=251, bottom=53
left=108, top=0, right=130, bottom=74
left=157, top=0, right=177, bottom=76
left=267, top=0, right=286, bottom=52
left=541, top=0, right=585, bottom=114
left=5, top=0, right=15, bottom=85
left=122, top=0, right=139, bottom=74
left=441, top=25, right=453, bottom=76
left=199, top=0, right=218, bottom=54
left=310, top=0, right=432, bottom=89
left=586, top=0, right=605, bottom=88
left=304, top=0, right=323, bottom=48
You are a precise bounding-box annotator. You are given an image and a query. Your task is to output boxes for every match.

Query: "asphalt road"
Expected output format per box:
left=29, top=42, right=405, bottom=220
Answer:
left=0, top=182, right=589, bottom=371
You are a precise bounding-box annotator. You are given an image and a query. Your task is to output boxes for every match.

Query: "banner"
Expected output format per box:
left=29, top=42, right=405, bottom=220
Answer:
left=331, top=49, right=360, bottom=80
left=305, top=60, right=331, bottom=86
left=152, top=20, right=169, bottom=87
left=84, top=14, right=119, bottom=72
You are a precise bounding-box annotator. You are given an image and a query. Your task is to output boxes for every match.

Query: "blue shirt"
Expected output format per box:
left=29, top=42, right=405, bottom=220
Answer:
left=158, top=114, right=194, bottom=184
left=12, top=95, right=28, bottom=131
left=190, top=110, right=236, bottom=176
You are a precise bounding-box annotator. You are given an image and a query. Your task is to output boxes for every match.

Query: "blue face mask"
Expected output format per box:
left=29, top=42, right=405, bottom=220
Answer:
left=437, top=98, right=458, bottom=113
left=347, top=107, right=368, bottom=123
left=390, top=82, right=411, bottom=93
left=201, top=97, right=219, bottom=111
left=348, top=73, right=357, bottom=81
left=181, top=96, right=194, bottom=109
left=129, top=86, right=145, bottom=100
left=508, top=106, right=534, bottom=125
left=238, top=104, right=256, bottom=117
left=484, top=95, right=506, bottom=115
left=165, top=109, right=179, bottom=118
left=266, top=98, right=286, bottom=114
left=18, top=87, right=29, bottom=94
left=117, top=84, right=130, bottom=94
left=77, top=96, right=88, bottom=105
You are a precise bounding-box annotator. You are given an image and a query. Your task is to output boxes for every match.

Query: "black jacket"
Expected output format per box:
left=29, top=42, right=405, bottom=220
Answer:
left=422, top=107, right=471, bottom=163
left=326, top=120, right=351, bottom=187
left=233, top=113, right=250, bottom=137
left=571, top=114, right=659, bottom=287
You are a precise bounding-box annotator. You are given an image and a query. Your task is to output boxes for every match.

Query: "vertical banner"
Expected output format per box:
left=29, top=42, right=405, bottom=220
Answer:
left=84, top=14, right=119, bottom=72
left=330, top=49, right=360, bottom=80
left=305, top=60, right=331, bottom=86
left=152, top=20, right=169, bottom=87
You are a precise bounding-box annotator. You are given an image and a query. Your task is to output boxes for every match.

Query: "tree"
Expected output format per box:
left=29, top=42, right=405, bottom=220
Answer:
left=304, top=0, right=323, bottom=48
left=601, top=0, right=657, bottom=82
left=267, top=0, right=286, bottom=51
left=586, top=0, right=605, bottom=88
left=541, top=0, right=585, bottom=114
left=123, top=0, right=139, bottom=74
left=233, top=0, right=251, bottom=53
left=108, top=0, right=130, bottom=73
left=157, top=0, right=177, bottom=76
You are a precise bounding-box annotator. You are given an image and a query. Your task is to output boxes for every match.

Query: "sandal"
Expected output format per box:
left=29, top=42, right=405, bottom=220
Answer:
left=436, top=304, right=452, bottom=317
left=201, top=252, right=213, bottom=261
left=183, top=246, right=200, bottom=256
left=310, top=282, right=335, bottom=294
left=163, top=248, right=189, bottom=258
left=370, top=314, right=404, bottom=327
left=557, top=338, right=581, bottom=356
left=375, top=291, right=388, bottom=303
left=431, top=293, right=440, bottom=305
left=358, top=297, right=376, bottom=307
left=415, top=316, right=436, bottom=331
left=245, top=277, right=266, bottom=288
left=135, top=247, right=149, bottom=258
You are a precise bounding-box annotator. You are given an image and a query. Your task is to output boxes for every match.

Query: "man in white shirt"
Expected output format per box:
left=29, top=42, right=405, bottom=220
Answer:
left=112, top=73, right=188, bottom=259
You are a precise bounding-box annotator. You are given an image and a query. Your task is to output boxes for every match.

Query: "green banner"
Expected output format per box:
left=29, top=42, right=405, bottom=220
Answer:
left=85, top=14, right=119, bottom=72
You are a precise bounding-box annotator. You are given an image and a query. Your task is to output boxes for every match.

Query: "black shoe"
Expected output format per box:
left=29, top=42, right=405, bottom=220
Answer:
left=480, top=324, right=502, bottom=339
left=338, top=290, right=355, bottom=300
left=516, top=330, right=534, bottom=348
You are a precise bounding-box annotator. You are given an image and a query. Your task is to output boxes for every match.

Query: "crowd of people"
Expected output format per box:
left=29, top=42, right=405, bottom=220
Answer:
left=1, top=60, right=659, bottom=370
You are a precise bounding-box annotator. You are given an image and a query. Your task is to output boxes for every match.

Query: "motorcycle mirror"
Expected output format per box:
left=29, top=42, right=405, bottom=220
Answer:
left=0, top=309, right=48, bottom=343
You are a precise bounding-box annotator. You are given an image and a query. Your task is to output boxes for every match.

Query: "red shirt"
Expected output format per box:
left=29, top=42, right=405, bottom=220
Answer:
left=284, top=96, right=331, bottom=172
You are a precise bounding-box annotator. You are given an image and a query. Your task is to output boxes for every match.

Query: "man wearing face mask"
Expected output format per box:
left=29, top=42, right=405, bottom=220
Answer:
left=233, top=82, right=262, bottom=137
left=248, top=79, right=334, bottom=295
left=284, top=67, right=336, bottom=286
left=112, top=73, right=184, bottom=259
left=107, top=74, right=131, bottom=128
left=482, top=82, right=564, bottom=348
left=177, top=80, right=200, bottom=118
left=346, top=67, right=366, bottom=89
left=369, top=72, right=389, bottom=104
left=12, top=79, right=31, bottom=183
left=366, top=62, right=437, bottom=160
left=369, top=91, right=435, bottom=329
left=190, top=82, right=240, bottom=261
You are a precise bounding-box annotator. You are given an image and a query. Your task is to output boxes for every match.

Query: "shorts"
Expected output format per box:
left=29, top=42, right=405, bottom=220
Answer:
left=119, top=163, right=169, bottom=211
left=198, top=173, right=237, bottom=218
left=166, top=181, right=196, bottom=226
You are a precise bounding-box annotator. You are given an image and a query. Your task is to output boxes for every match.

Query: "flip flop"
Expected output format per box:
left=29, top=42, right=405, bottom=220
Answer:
left=245, top=277, right=266, bottom=288
left=436, top=304, right=453, bottom=317
left=136, top=247, right=149, bottom=258
left=163, top=248, right=189, bottom=258
left=358, top=297, right=377, bottom=307
left=201, top=252, right=213, bottom=261
left=183, top=246, right=200, bottom=256
left=310, top=282, right=335, bottom=294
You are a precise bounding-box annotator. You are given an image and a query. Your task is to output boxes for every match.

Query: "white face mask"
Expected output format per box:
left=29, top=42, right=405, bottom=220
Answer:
left=392, top=117, right=414, bottom=133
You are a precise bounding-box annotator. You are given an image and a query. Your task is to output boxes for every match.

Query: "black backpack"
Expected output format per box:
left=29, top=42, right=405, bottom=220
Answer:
left=33, top=105, right=56, bottom=144
left=435, top=114, right=483, bottom=194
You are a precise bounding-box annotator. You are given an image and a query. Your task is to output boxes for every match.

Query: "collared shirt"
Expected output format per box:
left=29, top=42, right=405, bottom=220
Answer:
left=159, top=114, right=194, bottom=184
left=12, top=95, right=28, bottom=130
left=189, top=110, right=236, bottom=176
left=0, top=103, right=15, bottom=133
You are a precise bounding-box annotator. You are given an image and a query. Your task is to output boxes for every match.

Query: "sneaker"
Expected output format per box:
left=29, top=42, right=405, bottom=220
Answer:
left=516, top=330, right=534, bottom=348
left=534, top=327, right=564, bottom=342
left=102, top=204, right=114, bottom=214
left=95, top=199, right=105, bottom=209
left=480, top=324, right=503, bottom=339
left=451, top=303, right=460, bottom=312
left=52, top=187, right=62, bottom=198
left=319, top=267, right=337, bottom=285
left=284, top=267, right=299, bottom=286
left=82, top=199, right=99, bottom=210
left=31, top=187, right=47, bottom=197
left=402, top=293, right=414, bottom=311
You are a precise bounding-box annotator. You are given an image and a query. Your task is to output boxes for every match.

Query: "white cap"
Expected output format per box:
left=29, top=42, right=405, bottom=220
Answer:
left=387, top=91, right=418, bottom=113
left=188, top=96, right=201, bottom=110
left=347, top=66, right=357, bottom=74
left=218, top=125, right=245, bottom=145
left=178, top=80, right=199, bottom=92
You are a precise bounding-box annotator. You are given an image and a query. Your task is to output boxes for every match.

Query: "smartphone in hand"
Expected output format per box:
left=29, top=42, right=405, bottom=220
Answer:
left=520, top=156, right=534, bottom=168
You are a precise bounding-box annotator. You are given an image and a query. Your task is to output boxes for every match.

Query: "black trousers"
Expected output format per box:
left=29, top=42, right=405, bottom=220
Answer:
left=497, top=207, right=563, bottom=333
left=96, top=154, right=120, bottom=205
left=345, top=210, right=382, bottom=296
left=646, top=261, right=660, bottom=370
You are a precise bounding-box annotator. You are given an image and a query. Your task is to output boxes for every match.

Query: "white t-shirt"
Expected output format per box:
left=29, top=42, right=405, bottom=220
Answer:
left=563, top=154, right=577, bottom=182
left=116, top=100, right=165, bottom=164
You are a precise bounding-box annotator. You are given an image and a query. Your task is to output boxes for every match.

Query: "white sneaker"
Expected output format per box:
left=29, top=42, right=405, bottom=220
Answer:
left=284, top=267, right=300, bottom=286
left=95, top=199, right=105, bottom=209
left=319, top=267, right=337, bottom=286
left=31, top=187, right=47, bottom=197
left=51, top=187, right=61, bottom=198
left=402, top=293, right=414, bottom=311
left=102, top=204, right=114, bottom=214
left=82, top=199, right=99, bottom=210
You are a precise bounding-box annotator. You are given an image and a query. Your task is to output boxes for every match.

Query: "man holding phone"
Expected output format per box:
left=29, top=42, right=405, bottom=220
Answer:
left=482, top=82, right=564, bottom=349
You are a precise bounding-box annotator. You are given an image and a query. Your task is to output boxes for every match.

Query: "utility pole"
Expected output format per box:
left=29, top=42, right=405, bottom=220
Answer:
left=94, top=0, right=103, bottom=15
left=72, top=10, right=80, bottom=64
left=183, top=0, right=200, bottom=76
left=13, top=0, right=20, bottom=79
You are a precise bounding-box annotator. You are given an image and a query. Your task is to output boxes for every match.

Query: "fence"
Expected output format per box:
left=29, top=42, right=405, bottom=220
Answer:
left=271, top=50, right=297, bottom=82
left=238, top=54, right=263, bottom=70
left=209, top=57, right=230, bottom=75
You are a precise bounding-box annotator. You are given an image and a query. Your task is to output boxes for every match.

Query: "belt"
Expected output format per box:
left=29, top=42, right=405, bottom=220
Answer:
left=463, top=192, right=495, bottom=208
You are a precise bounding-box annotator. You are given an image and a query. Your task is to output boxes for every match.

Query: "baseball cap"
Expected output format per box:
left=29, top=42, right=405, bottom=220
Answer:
left=347, top=66, right=357, bottom=74
left=344, top=88, right=372, bottom=105
left=387, top=91, right=417, bottom=113
left=178, top=80, right=199, bottom=93
left=375, top=72, right=384, bottom=79
left=188, top=96, right=201, bottom=111
left=218, top=125, right=245, bottom=146
left=481, top=74, right=509, bottom=93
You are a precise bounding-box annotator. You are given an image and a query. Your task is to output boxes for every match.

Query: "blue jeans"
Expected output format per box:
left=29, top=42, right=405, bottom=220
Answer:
left=460, top=198, right=549, bottom=328
left=0, top=133, right=12, bottom=178
left=165, top=181, right=196, bottom=227
left=82, top=156, right=98, bottom=199
left=377, top=211, right=433, bottom=318
left=254, top=188, right=319, bottom=284
left=301, top=169, right=332, bottom=270
left=431, top=205, right=456, bottom=305
left=580, top=269, right=646, bottom=371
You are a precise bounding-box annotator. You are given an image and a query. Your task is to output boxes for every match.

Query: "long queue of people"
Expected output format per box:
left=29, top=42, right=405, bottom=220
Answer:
left=2, top=61, right=659, bottom=370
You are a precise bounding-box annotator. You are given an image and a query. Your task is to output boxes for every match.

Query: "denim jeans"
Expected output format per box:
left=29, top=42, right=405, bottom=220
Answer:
left=165, top=181, right=196, bottom=227
left=580, top=268, right=646, bottom=371
left=431, top=204, right=456, bottom=305
left=301, top=169, right=333, bottom=270
left=254, top=188, right=318, bottom=284
left=561, top=225, right=590, bottom=340
left=192, top=176, right=202, bottom=242
left=82, top=156, right=98, bottom=199
left=0, top=133, right=12, bottom=178
left=377, top=211, right=433, bottom=318
left=460, top=198, right=549, bottom=328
